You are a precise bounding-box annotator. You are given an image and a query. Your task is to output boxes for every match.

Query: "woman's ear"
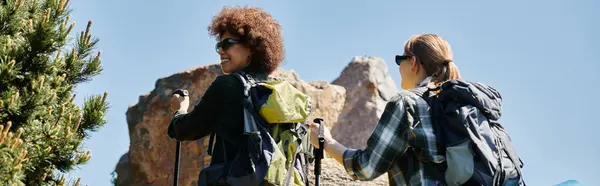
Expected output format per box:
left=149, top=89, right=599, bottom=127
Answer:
left=410, top=56, right=419, bottom=72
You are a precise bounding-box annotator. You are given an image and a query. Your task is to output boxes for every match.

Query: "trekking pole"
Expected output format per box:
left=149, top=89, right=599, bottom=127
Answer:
left=174, top=139, right=181, bottom=186
left=171, top=88, right=188, bottom=186
left=313, top=118, right=325, bottom=186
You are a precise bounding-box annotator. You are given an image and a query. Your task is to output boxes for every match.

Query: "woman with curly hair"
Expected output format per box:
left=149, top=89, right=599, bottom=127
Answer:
left=167, top=6, right=294, bottom=186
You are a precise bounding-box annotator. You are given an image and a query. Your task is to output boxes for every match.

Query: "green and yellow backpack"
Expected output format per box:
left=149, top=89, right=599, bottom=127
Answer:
left=204, top=71, right=314, bottom=186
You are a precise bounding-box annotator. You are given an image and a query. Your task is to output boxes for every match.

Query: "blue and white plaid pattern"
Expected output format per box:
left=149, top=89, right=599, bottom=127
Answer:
left=342, top=77, right=446, bottom=185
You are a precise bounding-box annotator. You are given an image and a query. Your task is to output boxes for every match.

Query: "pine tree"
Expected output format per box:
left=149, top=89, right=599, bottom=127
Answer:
left=0, top=0, right=108, bottom=185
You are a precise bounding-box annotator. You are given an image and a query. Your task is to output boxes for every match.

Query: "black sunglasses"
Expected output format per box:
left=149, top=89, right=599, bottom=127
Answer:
left=395, top=55, right=412, bottom=65
left=215, top=38, right=241, bottom=53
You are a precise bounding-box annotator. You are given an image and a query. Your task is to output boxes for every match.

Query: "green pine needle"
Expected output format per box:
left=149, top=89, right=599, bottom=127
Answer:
left=0, top=0, right=109, bottom=185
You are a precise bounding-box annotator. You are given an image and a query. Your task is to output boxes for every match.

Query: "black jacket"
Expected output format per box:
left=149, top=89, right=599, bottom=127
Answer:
left=167, top=69, right=269, bottom=166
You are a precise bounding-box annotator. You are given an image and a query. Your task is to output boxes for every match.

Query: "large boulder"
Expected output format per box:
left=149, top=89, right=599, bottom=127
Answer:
left=114, top=56, right=398, bottom=185
left=116, top=63, right=346, bottom=186
left=331, top=56, right=398, bottom=149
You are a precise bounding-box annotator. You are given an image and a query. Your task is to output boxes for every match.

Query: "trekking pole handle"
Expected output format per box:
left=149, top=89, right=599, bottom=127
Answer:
left=313, top=118, right=325, bottom=186
left=172, top=88, right=189, bottom=97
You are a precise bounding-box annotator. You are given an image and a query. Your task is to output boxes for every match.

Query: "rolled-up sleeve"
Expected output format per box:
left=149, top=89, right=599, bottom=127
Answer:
left=343, top=95, right=410, bottom=181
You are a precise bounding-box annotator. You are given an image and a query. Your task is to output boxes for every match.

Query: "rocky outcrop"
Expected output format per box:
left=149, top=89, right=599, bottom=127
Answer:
left=113, top=152, right=132, bottom=186
left=120, top=64, right=224, bottom=186
left=331, top=56, right=398, bottom=149
left=114, top=56, right=398, bottom=185
left=115, top=63, right=346, bottom=186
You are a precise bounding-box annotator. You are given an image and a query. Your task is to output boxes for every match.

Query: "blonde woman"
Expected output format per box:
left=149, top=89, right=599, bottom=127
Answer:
left=309, top=34, right=525, bottom=186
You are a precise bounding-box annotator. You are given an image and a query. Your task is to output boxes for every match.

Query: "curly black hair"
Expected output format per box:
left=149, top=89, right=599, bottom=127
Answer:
left=208, top=6, right=284, bottom=74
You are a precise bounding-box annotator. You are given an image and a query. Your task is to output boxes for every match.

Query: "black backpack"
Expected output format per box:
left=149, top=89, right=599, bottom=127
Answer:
left=410, top=80, right=525, bottom=186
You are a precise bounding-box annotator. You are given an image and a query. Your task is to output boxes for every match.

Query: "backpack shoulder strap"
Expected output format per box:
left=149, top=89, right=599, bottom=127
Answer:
left=207, top=72, right=259, bottom=156
left=229, top=72, right=260, bottom=135
left=408, top=86, right=449, bottom=184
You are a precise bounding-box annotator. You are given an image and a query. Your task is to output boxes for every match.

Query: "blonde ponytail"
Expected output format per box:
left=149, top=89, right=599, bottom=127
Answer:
left=404, top=34, right=462, bottom=87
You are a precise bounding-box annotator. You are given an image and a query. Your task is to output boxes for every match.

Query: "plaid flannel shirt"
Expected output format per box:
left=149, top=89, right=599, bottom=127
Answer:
left=343, top=77, right=446, bottom=185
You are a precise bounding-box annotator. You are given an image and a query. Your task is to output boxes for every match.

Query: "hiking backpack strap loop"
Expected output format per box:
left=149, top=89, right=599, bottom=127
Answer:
left=283, top=145, right=301, bottom=186
left=207, top=132, right=216, bottom=155
left=206, top=133, right=225, bottom=162
left=497, top=128, right=526, bottom=185
left=283, top=123, right=308, bottom=186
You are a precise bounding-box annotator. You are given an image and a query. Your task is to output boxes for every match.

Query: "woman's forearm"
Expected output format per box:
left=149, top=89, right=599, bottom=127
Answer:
left=325, top=139, right=347, bottom=165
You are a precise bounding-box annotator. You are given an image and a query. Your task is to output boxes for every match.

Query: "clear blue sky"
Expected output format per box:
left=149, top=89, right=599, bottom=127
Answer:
left=65, top=0, right=599, bottom=185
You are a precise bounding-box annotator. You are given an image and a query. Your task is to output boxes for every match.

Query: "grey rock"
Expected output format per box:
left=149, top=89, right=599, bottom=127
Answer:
left=331, top=56, right=398, bottom=149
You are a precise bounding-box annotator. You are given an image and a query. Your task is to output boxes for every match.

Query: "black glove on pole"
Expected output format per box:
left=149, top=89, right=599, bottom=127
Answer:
left=171, top=89, right=188, bottom=186
left=313, top=118, right=325, bottom=186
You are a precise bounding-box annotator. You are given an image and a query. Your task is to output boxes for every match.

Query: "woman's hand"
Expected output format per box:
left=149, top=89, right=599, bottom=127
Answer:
left=169, top=93, right=190, bottom=113
left=308, top=122, right=334, bottom=149
left=308, top=121, right=347, bottom=165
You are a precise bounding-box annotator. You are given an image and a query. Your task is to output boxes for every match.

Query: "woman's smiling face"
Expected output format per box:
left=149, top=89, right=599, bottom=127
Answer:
left=216, top=32, right=250, bottom=74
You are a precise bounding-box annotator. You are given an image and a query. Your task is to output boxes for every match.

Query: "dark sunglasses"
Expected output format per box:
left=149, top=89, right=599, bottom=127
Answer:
left=395, top=55, right=412, bottom=65
left=215, top=38, right=241, bottom=53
